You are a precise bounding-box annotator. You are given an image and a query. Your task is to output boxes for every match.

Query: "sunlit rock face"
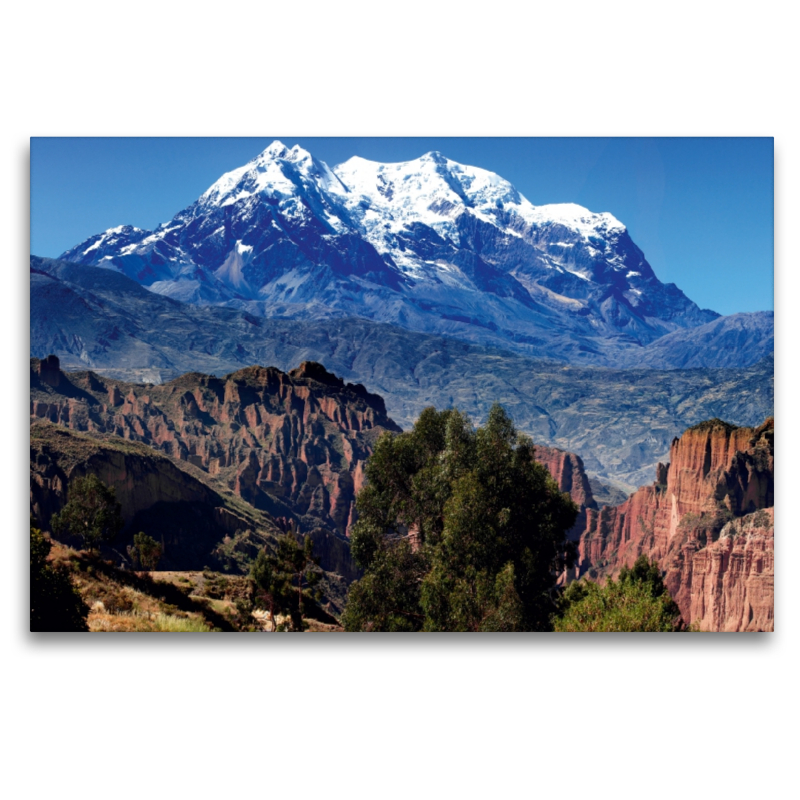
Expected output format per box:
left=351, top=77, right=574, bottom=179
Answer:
left=577, top=418, right=774, bottom=631
left=30, top=357, right=401, bottom=539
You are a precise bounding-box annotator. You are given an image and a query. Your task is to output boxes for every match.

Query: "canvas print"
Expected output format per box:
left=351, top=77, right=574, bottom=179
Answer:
left=29, top=137, right=774, bottom=632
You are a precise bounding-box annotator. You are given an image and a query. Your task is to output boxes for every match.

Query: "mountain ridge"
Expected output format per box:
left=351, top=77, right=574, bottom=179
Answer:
left=57, top=141, right=735, bottom=367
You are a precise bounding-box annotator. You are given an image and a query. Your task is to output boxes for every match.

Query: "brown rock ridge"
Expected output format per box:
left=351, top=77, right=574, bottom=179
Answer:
left=31, top=356, right=401, bottom=539
left=577, top=418, right=774, bottom=631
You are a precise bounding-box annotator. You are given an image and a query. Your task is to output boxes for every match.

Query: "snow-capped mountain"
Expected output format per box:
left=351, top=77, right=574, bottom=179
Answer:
left=60, top=141, right=721, bottom=364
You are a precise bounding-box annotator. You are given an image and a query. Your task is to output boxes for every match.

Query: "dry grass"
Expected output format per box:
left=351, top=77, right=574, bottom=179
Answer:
left=305, top=619, right=344, bottom=632
left=46, top=540, right=340, bottom=633
left=90, top=609, right=212, bottom=632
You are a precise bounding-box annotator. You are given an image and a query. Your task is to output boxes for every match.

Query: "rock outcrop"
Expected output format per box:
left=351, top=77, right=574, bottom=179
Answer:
left=534, top=444, right=597, bottom=540
left=577, top=418, right=774, bottom=631
left=31, top=357, right=401, bottom=539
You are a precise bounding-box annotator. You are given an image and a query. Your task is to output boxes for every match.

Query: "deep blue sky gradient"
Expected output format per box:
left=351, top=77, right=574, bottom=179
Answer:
left=30, top=137, right=773, bottom=316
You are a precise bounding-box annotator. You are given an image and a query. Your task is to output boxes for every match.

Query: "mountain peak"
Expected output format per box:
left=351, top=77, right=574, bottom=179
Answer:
left=261, top=139, right=290, bottom=159
left=254, top=140, right=313, bottom=165
left=197, top=141, right=332, bottom=209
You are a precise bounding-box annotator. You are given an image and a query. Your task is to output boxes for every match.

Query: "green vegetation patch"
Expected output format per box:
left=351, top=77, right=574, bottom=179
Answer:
left=554, top=556, right=684, bottom=632
left=687, top=418, right=739, bottom=434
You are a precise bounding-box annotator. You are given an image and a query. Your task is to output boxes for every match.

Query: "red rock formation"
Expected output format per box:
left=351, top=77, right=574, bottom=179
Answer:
left=31, top=358, right=400, bottom=538
left=577, top=418, right=774, bottom=631
left=534, top=444, right=596, bottom=540
left=686, top=508, right=774, bottom=632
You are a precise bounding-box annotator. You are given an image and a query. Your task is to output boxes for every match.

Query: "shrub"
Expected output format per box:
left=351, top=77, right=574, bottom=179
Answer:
left=30, top=521, right=89, bottom=632
left=127, top=532, right=163, bottom=571
left=554, top=556, right=684, bottom=632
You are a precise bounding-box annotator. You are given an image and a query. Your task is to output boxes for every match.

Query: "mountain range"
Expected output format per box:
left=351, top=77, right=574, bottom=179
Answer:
left=31, top=256, right=774, bottom=489
left=58, top=141, right=772, bottom=368
left=34, top=141, right=774, bottom=490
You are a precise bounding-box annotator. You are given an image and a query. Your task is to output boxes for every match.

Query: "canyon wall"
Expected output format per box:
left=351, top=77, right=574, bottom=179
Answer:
left=30, top=421, right=280, bottom=571
left=577, top=418, right=774, bottom=631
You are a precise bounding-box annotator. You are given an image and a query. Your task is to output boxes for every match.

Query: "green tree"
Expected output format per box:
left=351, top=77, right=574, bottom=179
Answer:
left=343, top=405, right=578, bottom=632
left=250, top=532, right=320, bottom=632
left=127, top=532, right=163, bottom=571
left=554, top=556, right=684, bottom=632
left=30, top=520, right=89, bottom=632
left=51, top=474, right=124, bottom=552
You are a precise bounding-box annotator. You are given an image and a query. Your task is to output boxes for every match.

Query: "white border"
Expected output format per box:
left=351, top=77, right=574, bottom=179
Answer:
left=4, top=3, right=796, bottom=797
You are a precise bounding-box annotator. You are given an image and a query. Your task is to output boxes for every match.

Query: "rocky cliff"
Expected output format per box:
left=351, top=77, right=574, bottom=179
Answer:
left=534, top=444, right=597, bottom=540
left=31, top=356, right=401, bottom=540
left=686, top=508, right=774, bottom=632
left=577, top=418, right=774, bottom=631
left=30, top=421, right=355, bottom=612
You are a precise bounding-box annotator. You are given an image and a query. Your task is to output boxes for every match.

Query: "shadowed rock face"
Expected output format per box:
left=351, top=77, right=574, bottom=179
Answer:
left=30, top=421, right=279, bottom=571
left=31, top=357, right=401, bottom=539
left=577, top=418, right=774, bottom=631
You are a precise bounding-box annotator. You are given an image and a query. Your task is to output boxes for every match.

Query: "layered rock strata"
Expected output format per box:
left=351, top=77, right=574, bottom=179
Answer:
left=31, top=356, right=401, bottom=539
left=577, top=418, right=774, bottom=631
left=686, top=508, right=774, bottom=632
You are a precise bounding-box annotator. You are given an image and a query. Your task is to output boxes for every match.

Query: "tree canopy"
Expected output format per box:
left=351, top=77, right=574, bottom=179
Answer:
left=250, top=532, right=320, bottom=632
left=553, top=555, right=684, bottom=632
left=52, top=474, right=124, bottom=551
left=343, top=405, right=578, bottom=632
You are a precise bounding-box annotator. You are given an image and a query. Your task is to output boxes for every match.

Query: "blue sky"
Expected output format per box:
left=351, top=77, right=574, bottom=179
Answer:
left=30, top=137, right=773, bottom=316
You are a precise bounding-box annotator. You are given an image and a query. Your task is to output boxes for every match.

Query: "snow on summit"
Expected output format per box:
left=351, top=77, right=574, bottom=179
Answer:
left=199, top=140, right=347, bottom=210
left=193, top=141, right=624, bottom=248
left=524, top=203, right=626, bottom=237
left=55, top=140, right=720, bottom=366
left=330, top=150, right=624, bottom=243
left=331, top=150, right=522, bottom=237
